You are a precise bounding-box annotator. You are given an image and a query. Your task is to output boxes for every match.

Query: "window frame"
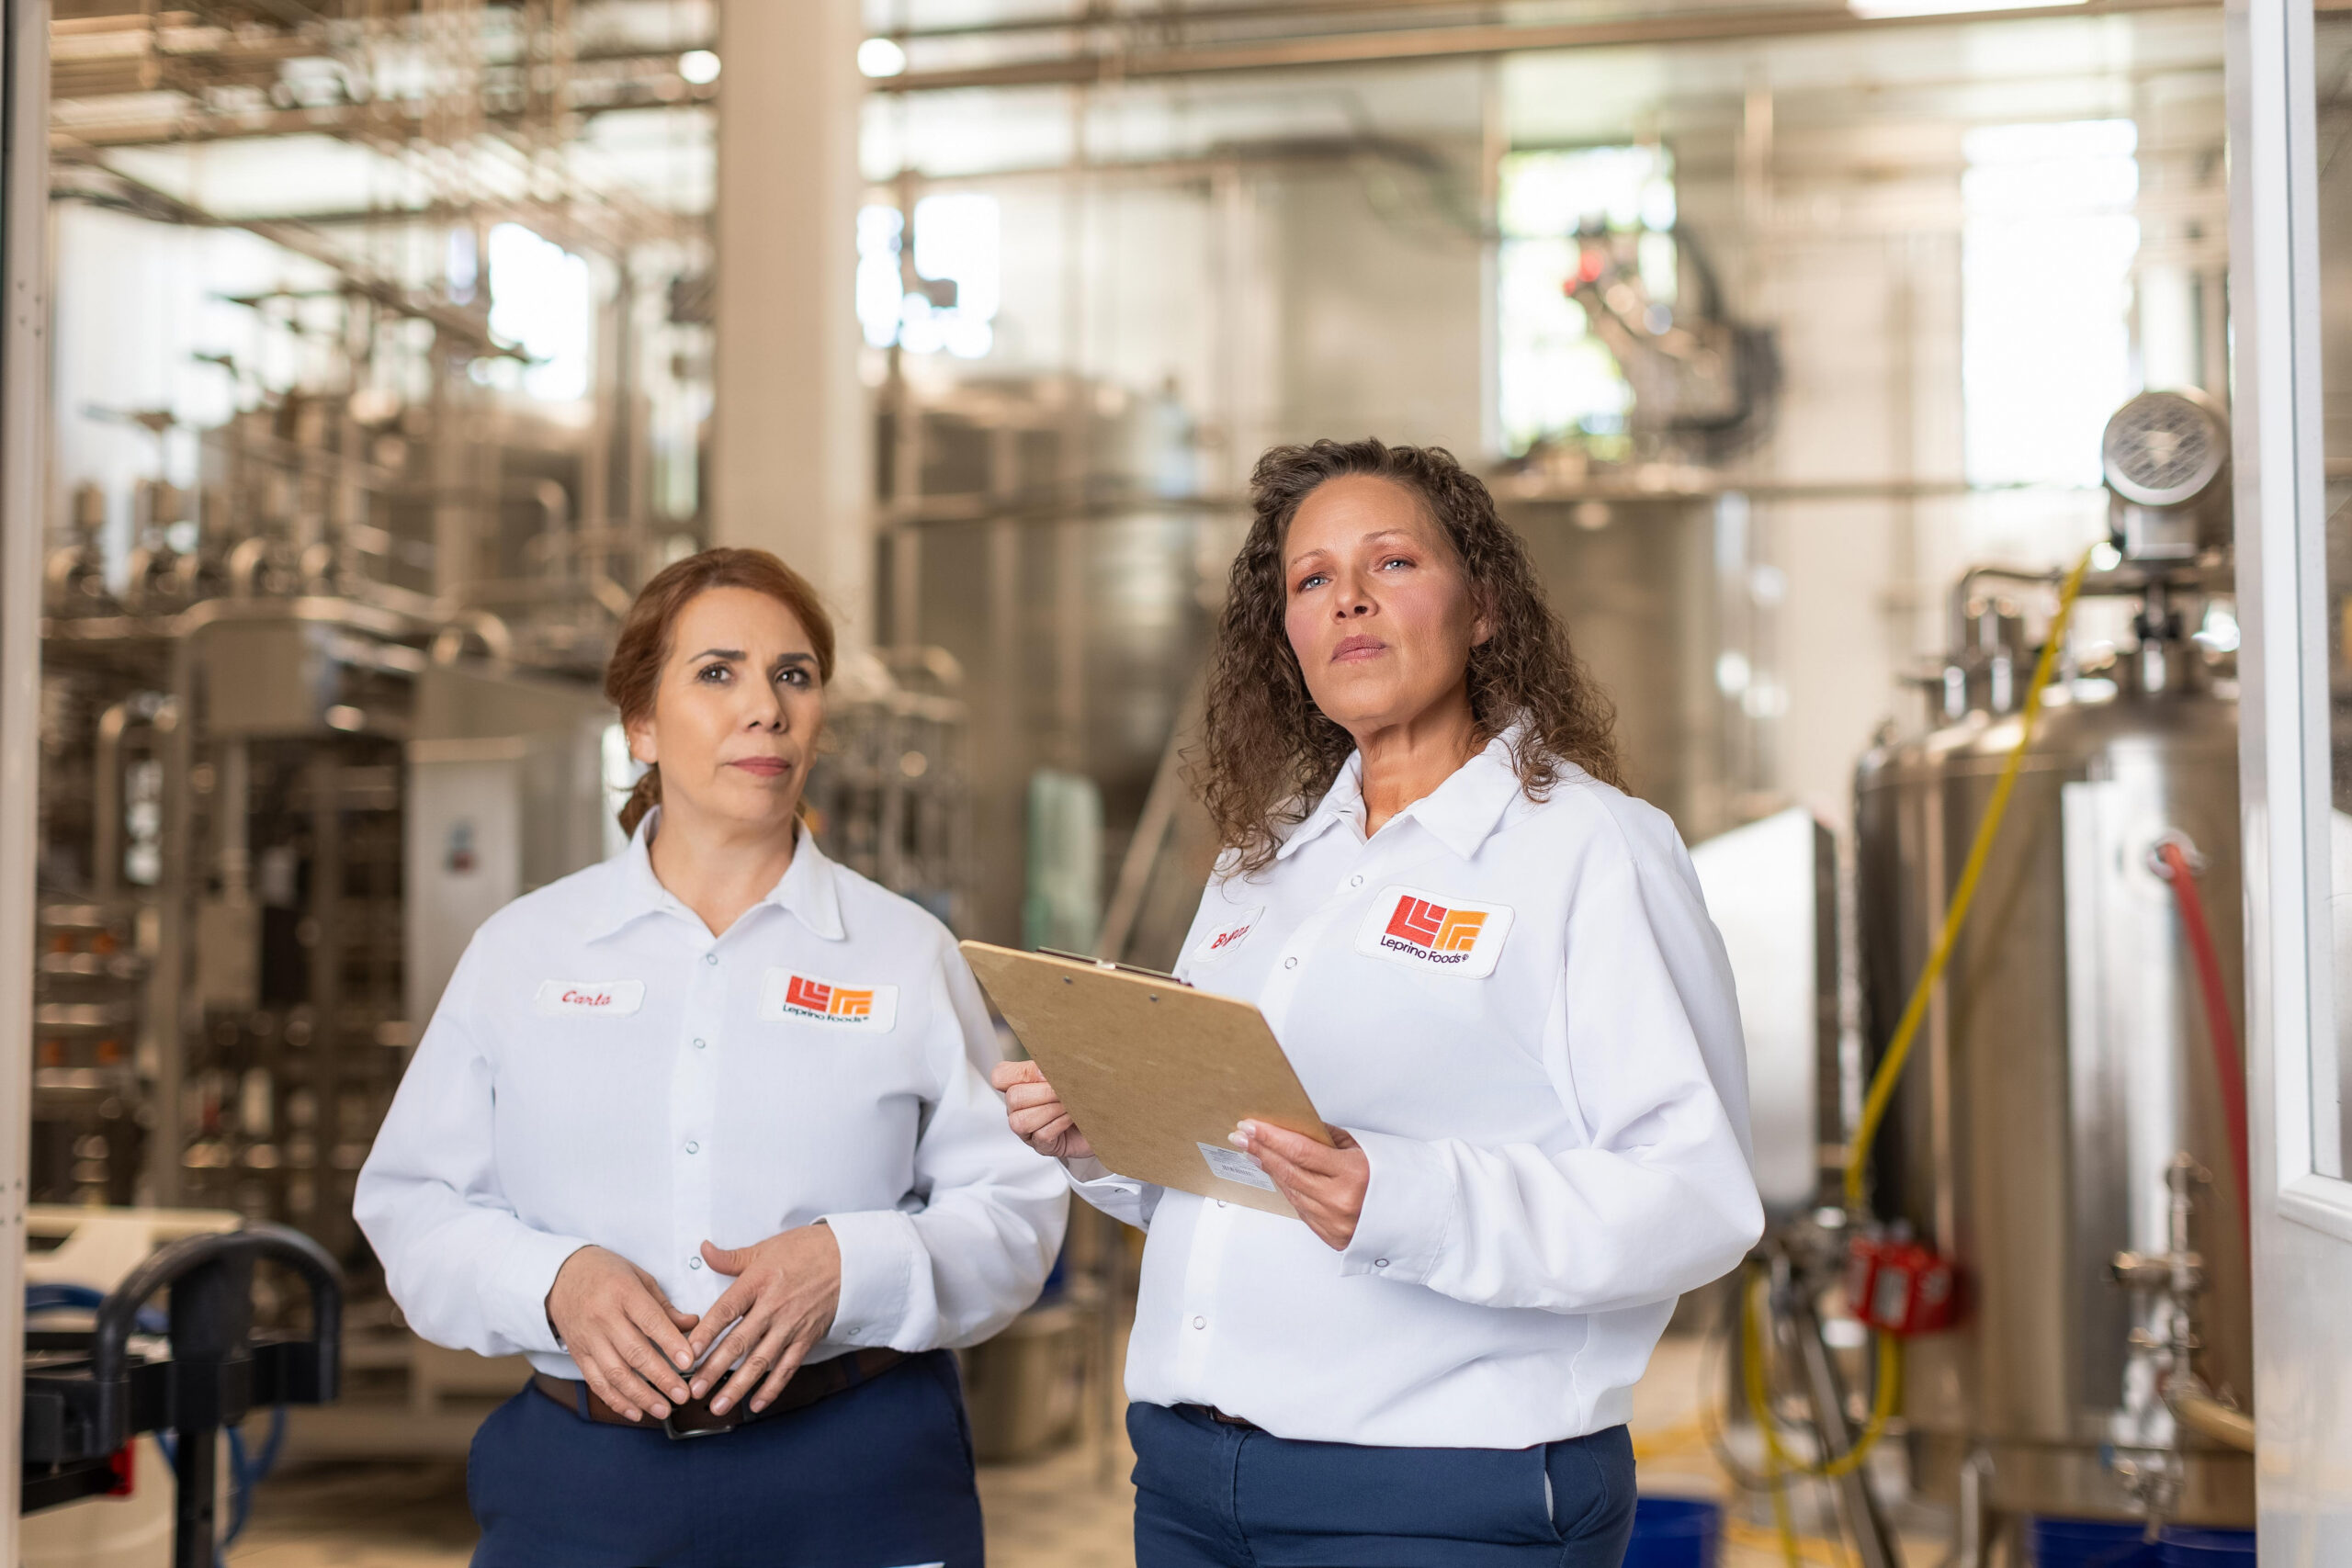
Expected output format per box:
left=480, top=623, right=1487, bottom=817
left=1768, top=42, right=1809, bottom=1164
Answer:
left=2232, top=0, right=2352, bottom=1240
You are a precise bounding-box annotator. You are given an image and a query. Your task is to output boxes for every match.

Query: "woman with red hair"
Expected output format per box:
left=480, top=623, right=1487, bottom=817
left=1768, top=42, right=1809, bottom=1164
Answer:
left=359, top=547, right=1065, bottom=1567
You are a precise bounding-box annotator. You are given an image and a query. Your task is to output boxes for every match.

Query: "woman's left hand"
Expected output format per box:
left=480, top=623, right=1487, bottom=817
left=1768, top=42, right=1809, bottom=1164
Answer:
left=1235, top=1121, right=1370, bottom=1251
left=684, top=1223, right=842, bottom=1416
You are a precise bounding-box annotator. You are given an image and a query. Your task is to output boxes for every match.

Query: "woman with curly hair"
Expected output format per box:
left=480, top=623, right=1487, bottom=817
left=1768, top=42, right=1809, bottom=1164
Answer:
left=996, top=439, right=1762, bottom=1566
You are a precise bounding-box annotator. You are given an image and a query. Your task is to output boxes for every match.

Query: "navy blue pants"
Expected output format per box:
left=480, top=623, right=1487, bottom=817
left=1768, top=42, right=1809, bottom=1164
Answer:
left=1129, top=1402, right=1636, bottom=1568
left=467, top=1349, right=983, bottom=1568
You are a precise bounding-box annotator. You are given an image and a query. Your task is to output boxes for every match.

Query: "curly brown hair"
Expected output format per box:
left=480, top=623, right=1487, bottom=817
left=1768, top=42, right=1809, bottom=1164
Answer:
left=1195, top=439, right=1623, bottom=874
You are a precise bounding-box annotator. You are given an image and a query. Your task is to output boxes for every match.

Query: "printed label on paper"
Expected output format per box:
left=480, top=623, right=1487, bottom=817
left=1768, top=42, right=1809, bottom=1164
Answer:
left=1197, top=1141, right=1278, bottom=1193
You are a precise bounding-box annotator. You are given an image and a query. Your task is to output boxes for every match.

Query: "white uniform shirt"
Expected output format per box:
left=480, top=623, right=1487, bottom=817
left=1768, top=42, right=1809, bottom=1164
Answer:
left=356, top=812, right=1069, bottom=1381
left=1072, top=731, right=1762, bottom=1449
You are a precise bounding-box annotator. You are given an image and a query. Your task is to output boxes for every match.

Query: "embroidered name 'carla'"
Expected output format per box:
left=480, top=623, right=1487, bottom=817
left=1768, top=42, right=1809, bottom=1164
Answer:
left=532, top=980, right=647, bottom=1016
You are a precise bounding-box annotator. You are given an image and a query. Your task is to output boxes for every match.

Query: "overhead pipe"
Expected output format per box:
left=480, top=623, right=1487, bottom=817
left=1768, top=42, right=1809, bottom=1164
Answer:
left=876, top=0, right=1537, bottom=41
left=870, top=0, right=2219, bottom=93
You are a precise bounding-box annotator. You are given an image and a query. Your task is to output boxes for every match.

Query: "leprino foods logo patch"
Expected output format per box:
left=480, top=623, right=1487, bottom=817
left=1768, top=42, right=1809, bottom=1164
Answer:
left=1352, top=886, right=1514, bottom=979
left=760, top=969, right=899, bottom=1032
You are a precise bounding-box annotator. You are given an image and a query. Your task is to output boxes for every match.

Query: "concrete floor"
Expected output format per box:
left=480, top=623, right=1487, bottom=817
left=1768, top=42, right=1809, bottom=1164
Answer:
left=220, top=1337, right=1940, bottom=1568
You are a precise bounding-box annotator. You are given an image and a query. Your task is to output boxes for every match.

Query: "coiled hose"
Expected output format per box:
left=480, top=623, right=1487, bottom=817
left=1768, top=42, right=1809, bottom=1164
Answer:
left=1742, top=547, right=2097, bottom=1559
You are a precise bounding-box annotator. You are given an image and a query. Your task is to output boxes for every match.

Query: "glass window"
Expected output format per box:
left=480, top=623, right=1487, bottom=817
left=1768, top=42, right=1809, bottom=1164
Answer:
left=1494, top=145, right=1674, bottom=457
left=2317, top=13, right=2352, bottom=1178
left=1960, top=120, right=2141, bottom=488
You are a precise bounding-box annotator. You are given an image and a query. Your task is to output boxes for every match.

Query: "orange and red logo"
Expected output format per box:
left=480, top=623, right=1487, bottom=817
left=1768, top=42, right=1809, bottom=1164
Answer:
left=1384, top=896, right=1488, bottom=955
left=1354, top=886, right=1513, bottom=976
left=783, top=974, right=875, bottom=1018
left=762, top=969, right=899, bottom=1030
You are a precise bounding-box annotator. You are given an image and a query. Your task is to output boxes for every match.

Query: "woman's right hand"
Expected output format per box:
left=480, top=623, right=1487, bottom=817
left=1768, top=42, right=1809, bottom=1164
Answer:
left=990, top=1060, right=1094, bottom=1161
left=545, top=1246, right=700, bottom=1422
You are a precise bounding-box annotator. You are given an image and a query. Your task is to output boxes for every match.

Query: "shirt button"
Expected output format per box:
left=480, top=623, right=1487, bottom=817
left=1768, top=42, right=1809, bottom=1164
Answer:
left=688, top=1257, right=703, bottom=1269
left=1351, top=874, right=1363, bottom=888
left=685, top=1142, right=700, bottom=1155
left=693, top=1038, right=706, bottom=1050
left=1374, top=1258, right=1390, bottom=1269
left=705, top=953, right=718, bottom=966
left=1192, top=1316, right=1206, bottom=1330
left=1283, top=956, right=1298, bottom=970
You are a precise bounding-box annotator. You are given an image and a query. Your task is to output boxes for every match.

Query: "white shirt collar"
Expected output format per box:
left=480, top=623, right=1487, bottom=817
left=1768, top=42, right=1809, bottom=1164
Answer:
left=1274, top=725, right=1530, bottom=864
left=591, top=807, right=847, bottom=942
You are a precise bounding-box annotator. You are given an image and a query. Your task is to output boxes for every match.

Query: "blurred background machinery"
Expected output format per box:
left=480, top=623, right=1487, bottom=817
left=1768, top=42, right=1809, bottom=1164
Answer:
left=1855, top=390, right=2249, bottom=1542
left=11, top=0, right=2320, bottom=1564
left=1775, top=390, right=2251, bottom=1563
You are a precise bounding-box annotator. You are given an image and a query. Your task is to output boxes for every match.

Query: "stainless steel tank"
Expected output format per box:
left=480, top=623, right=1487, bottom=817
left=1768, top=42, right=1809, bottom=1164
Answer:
left=1854, top=393, right=2251, bottom=1531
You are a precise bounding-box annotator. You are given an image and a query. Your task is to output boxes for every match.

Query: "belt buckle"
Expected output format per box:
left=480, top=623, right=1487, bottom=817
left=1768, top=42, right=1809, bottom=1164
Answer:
left=661, top=1404, right=738, bottom=1441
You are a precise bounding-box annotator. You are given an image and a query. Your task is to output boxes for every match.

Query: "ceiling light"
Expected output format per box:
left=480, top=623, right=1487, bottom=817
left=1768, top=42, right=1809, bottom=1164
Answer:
left=858, top=37, right=907, bottom=78
left=678, top=49, right=720, bottom=85
left=1848, top=0, right=2081, bottom=17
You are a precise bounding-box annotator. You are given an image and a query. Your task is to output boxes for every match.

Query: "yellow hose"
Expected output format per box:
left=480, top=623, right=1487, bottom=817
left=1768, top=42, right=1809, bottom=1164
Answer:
left=1843, top=547, right=2098, bottom=1215
left=1742, top=1268, right=1903, bottom=1481
left=1761, top=1435, right=1803, bottom=1568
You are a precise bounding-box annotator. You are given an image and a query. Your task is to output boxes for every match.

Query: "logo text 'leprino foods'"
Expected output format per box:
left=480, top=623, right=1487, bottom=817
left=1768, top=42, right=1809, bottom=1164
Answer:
left=1352, top=887, right=1515, bottom=979
left=760, top=969, right=900, bottom=1031
left=1382, top=896, right=1487, bottom=961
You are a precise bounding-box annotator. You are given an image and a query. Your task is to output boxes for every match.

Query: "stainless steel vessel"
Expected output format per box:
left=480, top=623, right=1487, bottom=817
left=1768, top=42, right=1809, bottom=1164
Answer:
left=1858, top=624, right=2251, bottom=1525
left=1855, top=390, right=2252, bottom=1531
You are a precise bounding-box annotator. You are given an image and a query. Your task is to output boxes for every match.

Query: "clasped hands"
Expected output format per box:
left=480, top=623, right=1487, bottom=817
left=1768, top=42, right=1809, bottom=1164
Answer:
left=989, top=1060, right=1371, bottom=1251
left=544, top=1223, right=841, bottom=1424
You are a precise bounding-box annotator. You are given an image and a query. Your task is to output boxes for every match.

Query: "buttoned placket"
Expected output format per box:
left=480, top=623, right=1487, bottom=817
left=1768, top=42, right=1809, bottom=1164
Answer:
left=1170, top=816, right=1402, bottom=1390
left=670, top=916, right=727, bottom=1284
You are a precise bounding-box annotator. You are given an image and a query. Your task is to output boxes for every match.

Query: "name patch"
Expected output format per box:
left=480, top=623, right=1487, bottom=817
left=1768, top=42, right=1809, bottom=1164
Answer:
left=1190, top=906, right=1266, bottom=966
left=1352, top=886, right=1514, bottom=979
left=533, top=980, right=646, bottom=1016
left=759, top=969, right=900, bottom=1032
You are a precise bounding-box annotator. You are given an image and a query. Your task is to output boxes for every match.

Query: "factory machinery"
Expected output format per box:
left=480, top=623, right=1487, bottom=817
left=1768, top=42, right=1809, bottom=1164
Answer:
left=1736, top=389, right=2253, bottom=1565
left=31, top=391, right=975, bottom=1459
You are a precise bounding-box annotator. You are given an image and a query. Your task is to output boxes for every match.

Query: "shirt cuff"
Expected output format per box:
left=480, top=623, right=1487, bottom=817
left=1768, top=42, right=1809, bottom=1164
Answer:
left=484, top=1230, right=593, bottom=1356
left=820, top=1209, right=919, bottom=1348
left=1340, top=1130, right=1456, bottom=1283
left=1060, top=1156, right=1163, bottom=1227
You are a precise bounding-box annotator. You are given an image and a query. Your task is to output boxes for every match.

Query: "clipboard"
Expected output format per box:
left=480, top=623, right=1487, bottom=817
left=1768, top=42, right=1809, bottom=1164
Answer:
left=959, top=941, right=1333, bottom=1220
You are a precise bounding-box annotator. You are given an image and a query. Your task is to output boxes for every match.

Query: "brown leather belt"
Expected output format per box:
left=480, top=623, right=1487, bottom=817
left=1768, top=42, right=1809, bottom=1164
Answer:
left=534, top=1348, right=907, bottom=1439
left=1187, top=1403, right=1260, bottom=1430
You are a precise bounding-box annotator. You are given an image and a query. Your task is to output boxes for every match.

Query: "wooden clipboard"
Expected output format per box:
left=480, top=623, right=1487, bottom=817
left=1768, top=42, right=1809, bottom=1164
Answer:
left=959, top=941, right=1332, bottom=1220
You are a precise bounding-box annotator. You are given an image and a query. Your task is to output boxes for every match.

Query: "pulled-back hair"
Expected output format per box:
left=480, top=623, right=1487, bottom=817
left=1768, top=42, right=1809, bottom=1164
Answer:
left=605, top=547, right=836, bottom=836
left=1196, top=439, right=1622, bottom=875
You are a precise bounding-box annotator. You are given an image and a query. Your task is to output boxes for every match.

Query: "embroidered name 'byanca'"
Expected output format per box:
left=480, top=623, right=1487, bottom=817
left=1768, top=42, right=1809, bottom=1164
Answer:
left=760, top=968, right=900, bottom=1032
left=1353, top=887, right=1514, bottom=979
left=533, top=980, right=646, bottom=1016
left=1190, top=906, right=1266, bottom=965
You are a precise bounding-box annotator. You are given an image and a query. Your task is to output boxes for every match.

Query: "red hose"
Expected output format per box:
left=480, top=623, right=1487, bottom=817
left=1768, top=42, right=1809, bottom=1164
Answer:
left=2157, top=840, right=2252, bottom=1237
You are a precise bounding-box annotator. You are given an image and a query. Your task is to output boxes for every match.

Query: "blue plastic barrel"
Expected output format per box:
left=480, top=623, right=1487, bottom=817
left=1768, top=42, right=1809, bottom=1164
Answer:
left=1622, top=1496, right=1720, bottom=1568
left=2158, top=1527, right=2256, bottom=1567
left=2030, top=1517, right=2161, bottom=1568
